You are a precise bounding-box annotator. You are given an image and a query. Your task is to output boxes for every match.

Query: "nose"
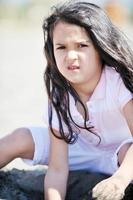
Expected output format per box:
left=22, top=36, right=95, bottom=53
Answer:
left=66, top=50, right=78, bottom=62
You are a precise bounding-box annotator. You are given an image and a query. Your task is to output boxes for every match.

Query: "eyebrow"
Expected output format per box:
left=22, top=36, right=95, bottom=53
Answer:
left=55, top=40, right=91, bottom=46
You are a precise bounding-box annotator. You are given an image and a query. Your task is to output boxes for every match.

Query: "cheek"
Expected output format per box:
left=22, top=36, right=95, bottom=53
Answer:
left=54, top=53, right=64, bottom=69
left=87, top=50, right=101, bottom=66
left=54, top=57, right=63, bottom=75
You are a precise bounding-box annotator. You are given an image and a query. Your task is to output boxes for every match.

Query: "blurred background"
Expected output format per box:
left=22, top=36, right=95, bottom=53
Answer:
left=0, top=0, right=133, bottom=169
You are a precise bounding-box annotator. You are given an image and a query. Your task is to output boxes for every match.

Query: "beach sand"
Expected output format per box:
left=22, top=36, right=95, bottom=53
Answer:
left=0, top=21, right=47, bottom=170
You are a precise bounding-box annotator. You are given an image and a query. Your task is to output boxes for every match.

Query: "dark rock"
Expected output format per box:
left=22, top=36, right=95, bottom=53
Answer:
left=66, top=170, right=110, bottom=200
left=16, top=169, right=45, bottom=193
left=0, top=169, right=43, bottom=200
left=0, top=168, right=133, bottom=200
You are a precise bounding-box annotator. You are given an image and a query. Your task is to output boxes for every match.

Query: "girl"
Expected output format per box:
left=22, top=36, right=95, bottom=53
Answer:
left=0, top=1, right=133, bottom=200
left=43, top=1, right=133, bottom=199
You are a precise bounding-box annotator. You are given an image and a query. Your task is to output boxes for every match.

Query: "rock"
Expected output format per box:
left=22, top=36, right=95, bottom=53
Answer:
left=0, top=168, right=43, bottom=200
left=0, top=168, right=133, bottom=200
left=66, top=170, right=109, bottom=199
left=16, top=169, right=45, bottom=193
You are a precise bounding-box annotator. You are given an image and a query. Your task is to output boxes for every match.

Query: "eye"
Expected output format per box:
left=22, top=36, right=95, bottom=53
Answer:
left=79, top=43, right=88, bottom=48
left=56, top=46, right=65, bottom=50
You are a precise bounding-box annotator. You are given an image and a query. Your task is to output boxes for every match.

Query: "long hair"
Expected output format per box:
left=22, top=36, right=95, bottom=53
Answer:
left=43, top=1, right=133, bottom=144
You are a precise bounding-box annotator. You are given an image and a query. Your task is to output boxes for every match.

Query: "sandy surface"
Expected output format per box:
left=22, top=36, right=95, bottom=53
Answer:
left=0, top=20, right=47, bottom=170
left=0, top=21, right=133, bottom=170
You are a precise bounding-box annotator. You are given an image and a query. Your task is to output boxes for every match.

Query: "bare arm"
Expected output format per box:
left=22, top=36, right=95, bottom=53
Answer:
left=113, top=99, right=133, bottom=182
left=44, top=129, right=69, bottom=200
left=92, top=99, right=133, bottom=200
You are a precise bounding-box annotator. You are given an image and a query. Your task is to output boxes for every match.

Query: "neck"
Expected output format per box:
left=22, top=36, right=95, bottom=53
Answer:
left=71, top=69, right=102, bottom=103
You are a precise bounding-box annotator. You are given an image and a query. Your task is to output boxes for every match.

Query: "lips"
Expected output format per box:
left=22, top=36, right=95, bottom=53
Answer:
left=68, top=65, right=80, bottom=70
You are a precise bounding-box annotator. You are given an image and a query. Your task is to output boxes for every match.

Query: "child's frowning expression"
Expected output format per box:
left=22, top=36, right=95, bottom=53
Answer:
left=53, top=21, right=102, bottom=91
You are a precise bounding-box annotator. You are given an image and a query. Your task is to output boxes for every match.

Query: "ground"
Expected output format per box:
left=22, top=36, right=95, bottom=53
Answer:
left=0, top=168, right=133, bottom=200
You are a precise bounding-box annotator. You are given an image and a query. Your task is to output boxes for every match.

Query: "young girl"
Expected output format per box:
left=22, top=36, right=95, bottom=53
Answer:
left=0, top=1, right=133, bottom=200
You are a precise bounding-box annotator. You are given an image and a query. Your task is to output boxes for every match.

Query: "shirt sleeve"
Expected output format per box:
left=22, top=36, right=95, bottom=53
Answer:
left=117, top=77, right=133, bottom=110
left=50, top=105, right=60, bottom=131
left=43, top=103, right=68, bottom=133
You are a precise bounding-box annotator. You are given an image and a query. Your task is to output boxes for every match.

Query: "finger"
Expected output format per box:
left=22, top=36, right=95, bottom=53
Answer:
left=98, top=185, right=117, bottom=200
left=113, top=191, right=125, bottom=200
left=95, top=189, right=116, bottom=200
left=104, top=191, right=124, bottom=200
left=93, top=185, right=120, bottom=200
left=92, top=187, right=102, bottom=198
left=93, top=182, right=105, bottom=193
left=97, top=191, right=114, bottom=200
left=92, top=184, right=107, bottom=199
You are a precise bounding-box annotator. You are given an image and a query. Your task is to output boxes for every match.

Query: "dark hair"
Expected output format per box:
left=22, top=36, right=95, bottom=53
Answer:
left=43, top=1, right=133, bottom=144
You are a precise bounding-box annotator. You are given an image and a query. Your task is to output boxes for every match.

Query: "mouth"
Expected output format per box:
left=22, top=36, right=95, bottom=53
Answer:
left=67, top=65, right=80, bottom=70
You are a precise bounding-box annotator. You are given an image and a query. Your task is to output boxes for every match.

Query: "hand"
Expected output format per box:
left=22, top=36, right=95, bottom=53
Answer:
left=92, top=175, right=128, bottom=200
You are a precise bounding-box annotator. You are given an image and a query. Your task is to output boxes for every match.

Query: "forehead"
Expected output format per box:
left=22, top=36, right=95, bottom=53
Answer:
left=53, top=21, right=89, bottom=43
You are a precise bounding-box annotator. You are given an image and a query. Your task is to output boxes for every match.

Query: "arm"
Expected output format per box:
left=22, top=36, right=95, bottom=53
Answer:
left=44, top=129, right=69, bottom=200
left=113, top=99, right=133, bottom=182
left=92, top=99, right=133, bottom=200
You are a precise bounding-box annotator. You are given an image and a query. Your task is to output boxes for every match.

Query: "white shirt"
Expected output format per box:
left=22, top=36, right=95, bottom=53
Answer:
left=50, top=65, right=133, bottom=145
left=44, top=65, right=133, bottom=173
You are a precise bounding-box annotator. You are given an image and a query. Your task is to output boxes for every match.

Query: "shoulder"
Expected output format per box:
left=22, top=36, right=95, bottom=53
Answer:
left=104, top=65, right=126, bottom=92
left=104, top=65, right=121, bottom=83
left=104, top=65, right=133, bottom=109
left=104, top=65, right=121, bottom=98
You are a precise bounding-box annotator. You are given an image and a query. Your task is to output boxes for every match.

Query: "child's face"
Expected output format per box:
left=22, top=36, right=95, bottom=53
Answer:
left=53, top=21, right=102, bottom=88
